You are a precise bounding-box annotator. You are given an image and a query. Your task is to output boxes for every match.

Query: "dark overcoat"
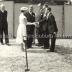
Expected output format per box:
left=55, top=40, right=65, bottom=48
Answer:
left=0, top=10, right=8, bottom=28
left=47, top=13, right=58, bottom=34
left=25, top=12, right=35, bottom=34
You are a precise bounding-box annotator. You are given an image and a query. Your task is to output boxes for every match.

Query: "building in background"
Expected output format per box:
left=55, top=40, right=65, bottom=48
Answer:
left=54, top=0, right=67, bottom=5
left=3, top=0, right=70, bottom=5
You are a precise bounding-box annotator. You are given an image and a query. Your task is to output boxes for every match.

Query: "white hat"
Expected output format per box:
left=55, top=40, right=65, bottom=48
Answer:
left=20, top=7, right=28, bottom=11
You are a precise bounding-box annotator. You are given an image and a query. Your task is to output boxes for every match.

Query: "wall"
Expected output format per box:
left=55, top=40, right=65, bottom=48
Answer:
left=64, top=5, right=72, bottom=36
left=49, top=5, right=63, bottom=37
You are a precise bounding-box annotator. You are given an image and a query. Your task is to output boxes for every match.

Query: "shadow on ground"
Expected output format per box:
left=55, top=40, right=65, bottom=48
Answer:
left=55, top=45, right=72, bottom=65
left=26, top=45, right=72, bottom=54
left=55, top=45, right=72, bottom=55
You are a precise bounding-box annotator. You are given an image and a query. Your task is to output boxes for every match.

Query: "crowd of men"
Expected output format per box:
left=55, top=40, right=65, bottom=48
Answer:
left=0, top=3, right=58, bottom=52
left=25, top=3, right=58, bottom=52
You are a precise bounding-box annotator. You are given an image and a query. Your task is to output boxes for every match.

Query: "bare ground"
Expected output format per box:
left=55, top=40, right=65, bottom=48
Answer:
left=0, top=39, right=72, bottom=72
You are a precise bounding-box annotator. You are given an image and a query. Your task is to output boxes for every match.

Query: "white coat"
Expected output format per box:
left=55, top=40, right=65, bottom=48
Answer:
left=16, top=13, right=27, bottom=44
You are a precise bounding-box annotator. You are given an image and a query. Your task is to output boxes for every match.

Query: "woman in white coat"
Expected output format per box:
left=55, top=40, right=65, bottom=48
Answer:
left=16, top=7, right=28, bottom=51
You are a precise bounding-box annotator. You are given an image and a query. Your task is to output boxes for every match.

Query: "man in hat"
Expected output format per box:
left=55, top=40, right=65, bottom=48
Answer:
left=0, top=4, right=9, bottom=45
left=46, top=7, right=58, bottom=52
left=25, top=5, right=35, bottom=48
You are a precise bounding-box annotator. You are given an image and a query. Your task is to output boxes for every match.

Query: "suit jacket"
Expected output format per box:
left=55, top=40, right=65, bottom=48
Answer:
left=25, top=12, right=35, bottom=23
left=39, top=14, right=47, bottom=32
left=0, top=10, right=8, bottom=27
left=47, top=13, right=58, bottom=34
left=25, top=12, right=35, bottom=32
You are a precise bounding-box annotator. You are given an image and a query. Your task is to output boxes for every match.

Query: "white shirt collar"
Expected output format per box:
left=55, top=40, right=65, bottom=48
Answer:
left=29, top=11, right=32, bottom=15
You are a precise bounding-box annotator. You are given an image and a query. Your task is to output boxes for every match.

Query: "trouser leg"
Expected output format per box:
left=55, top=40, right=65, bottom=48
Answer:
left=42, top=32, right=49, bottom=49
left=27, top=37, right=33, bottom=48
left=37, top=29, right=43, bottom=45
left=26, top=25, right=35, bottom=48
left=44, top=38, right=49, bottom=48
left=0, top=27, right=3, bottom=44
left=50, top=34, right=56, bottom=52
left=43, top=35, right=49, bottom=49
left=38, top=35, right=43, bottom=45
left=3, top=25, right=9, bottom=44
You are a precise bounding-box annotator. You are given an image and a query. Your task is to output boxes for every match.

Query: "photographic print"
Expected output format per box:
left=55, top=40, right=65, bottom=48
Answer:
left=0, top=0, right=72, bottom=72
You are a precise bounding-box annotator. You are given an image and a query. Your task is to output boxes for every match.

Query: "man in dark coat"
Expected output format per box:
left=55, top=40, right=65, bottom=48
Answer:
left=46, top=7, right=58, bottom=52
left=37, top=3, right=49, bottom=46
left=37, top=9, right=49, bottom=49
left=0, top=4, right=9, bottom=45
left=25, top=5, right=35, bottom=48
left=37, top=6, right=44, bottom=46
